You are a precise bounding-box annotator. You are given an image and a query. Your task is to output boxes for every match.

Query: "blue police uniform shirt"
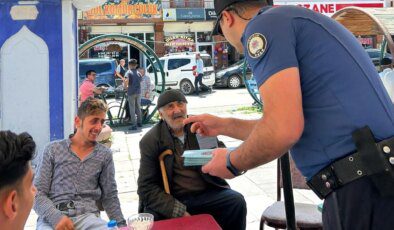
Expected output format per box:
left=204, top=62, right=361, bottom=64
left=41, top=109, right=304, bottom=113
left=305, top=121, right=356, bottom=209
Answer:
left=242, top=6, right=394, bottom=179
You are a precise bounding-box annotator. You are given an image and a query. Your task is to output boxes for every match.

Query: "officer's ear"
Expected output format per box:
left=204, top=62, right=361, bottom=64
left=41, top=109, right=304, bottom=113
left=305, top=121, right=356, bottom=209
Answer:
left=221, top=10, right=236, bottom=28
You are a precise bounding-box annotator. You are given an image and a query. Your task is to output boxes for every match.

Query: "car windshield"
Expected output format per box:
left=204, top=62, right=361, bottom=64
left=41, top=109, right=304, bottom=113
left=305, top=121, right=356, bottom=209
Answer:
left=80, top=62, right=112, bottom=75
left=147, top=60, right=165, bottom=73
left=367, top=50, right=380, bottom=59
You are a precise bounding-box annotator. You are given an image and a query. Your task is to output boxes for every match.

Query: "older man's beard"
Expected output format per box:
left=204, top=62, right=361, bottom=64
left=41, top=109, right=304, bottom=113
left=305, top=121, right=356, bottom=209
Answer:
left=168, top=112, right=187, bottom=131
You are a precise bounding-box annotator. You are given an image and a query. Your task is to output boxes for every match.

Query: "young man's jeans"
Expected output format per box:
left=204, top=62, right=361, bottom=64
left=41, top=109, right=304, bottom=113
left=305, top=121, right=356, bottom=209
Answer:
left=36, top=213, right=107, bottom=230
left=128, top=94, right=142, bottom=126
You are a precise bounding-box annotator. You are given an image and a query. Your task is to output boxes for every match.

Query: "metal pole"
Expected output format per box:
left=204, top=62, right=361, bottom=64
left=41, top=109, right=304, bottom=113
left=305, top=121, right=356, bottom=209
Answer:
left=280, top=153, right=297, bottom=230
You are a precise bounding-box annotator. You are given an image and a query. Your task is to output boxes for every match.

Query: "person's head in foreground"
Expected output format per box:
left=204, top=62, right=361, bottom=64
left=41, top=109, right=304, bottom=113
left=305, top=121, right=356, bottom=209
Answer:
left=74, top=97, right=108, bottom=144
left=0, top=131, right=36, bottom=230
left=157, top=89, right=188, bottom=136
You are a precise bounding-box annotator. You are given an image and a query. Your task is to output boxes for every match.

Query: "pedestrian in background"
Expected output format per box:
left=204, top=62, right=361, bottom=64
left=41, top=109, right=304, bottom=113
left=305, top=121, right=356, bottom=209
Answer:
left=194, top=53, right=207, bottom=96
left=127, top=59, right=142, bottom=130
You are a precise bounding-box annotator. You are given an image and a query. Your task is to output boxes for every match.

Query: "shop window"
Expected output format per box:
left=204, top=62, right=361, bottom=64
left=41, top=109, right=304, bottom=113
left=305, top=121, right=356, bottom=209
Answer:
left=197, top=32, right=212, bottom=42
left=130, top=33, right=144, bottom=42
left=170, top=0, right=203, bottom=8
left=168, top=58, right=191, bottom=70
left=164, top=33, right=196, bottom=54
left=146, top=33, right=155, bottom=50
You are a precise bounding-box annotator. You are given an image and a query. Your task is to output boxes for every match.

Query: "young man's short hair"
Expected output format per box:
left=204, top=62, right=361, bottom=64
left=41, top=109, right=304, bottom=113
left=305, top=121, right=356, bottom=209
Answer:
left=77, top=97, right=108, bottom=120
left=85, top=70, right=96, bottom=78
left=0, top=131, right=35, bottom=191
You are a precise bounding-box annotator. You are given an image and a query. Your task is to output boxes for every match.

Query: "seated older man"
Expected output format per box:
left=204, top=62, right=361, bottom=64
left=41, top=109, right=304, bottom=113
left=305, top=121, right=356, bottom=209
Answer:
left=137, top=89, right=247, bottom=230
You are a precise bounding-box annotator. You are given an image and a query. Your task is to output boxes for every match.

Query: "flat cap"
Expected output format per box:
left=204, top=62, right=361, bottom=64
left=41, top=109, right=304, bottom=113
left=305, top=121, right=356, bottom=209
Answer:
left=157, top=89, right=187, bottom=109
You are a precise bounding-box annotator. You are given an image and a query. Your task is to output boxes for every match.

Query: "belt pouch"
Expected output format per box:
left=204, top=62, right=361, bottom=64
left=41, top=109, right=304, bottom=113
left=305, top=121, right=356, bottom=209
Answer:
left=352, top=126, right=394, bottom=197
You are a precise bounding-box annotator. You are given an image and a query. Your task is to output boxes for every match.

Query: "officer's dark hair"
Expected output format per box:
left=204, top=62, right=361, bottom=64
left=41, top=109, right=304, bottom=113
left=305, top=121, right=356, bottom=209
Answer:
left=77, top=97, right=108, bottom=120
left=226, top=1, right=267, bottom=18
left=85, top=70, right=96, bottom=78
left=0, top=131, right=35, bottom=191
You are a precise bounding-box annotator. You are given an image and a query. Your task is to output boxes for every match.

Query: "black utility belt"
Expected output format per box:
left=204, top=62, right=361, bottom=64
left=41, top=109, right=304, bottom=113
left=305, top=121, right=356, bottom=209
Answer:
left=307, top=127, right=394, bottom=199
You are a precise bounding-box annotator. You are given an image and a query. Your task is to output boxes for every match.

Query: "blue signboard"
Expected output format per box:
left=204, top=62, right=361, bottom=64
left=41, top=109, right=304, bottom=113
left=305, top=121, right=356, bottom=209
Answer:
left=176, top=8, right=205, bottom=20
left=205, top=9, right=217, bottom=20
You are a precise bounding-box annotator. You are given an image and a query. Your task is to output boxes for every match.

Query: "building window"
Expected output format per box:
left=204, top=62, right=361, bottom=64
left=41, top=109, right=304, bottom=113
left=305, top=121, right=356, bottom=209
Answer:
left=164, top=33, right=196, bottom=54
left=197, top=32, right=212, bottom=42
left=170, top=0, right=203, bottom=8
left=146, top=33, right=155, bottom=50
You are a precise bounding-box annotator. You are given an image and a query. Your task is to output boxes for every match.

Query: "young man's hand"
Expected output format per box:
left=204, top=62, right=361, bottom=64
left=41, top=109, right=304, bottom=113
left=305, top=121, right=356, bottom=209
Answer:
left=55, top=216, right=75, bottom=230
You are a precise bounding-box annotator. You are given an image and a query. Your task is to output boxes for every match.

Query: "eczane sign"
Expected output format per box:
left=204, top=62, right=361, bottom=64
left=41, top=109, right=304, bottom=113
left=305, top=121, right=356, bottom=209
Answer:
left=274, top=1, right=385, bottom=16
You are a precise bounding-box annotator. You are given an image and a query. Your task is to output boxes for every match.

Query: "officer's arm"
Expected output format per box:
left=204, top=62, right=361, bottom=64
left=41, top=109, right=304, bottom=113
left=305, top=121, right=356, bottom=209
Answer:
left=232, top=67, right=304, bottom=170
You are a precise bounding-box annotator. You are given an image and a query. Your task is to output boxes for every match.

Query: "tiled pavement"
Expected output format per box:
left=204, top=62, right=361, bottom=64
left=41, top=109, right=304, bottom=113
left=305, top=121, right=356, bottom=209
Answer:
left=25, top=111, right=321, bottom=230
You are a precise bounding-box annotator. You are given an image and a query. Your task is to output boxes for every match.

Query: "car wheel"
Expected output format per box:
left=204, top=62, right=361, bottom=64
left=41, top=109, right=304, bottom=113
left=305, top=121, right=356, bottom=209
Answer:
left=179, top=80, right=194, bottom=95
left=228, top=75, right=241, bottom=88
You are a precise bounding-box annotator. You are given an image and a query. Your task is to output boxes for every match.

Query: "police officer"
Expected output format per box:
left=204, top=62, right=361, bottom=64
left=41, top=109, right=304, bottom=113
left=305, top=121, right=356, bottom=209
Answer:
left=183, top=1, right=394, bottom=229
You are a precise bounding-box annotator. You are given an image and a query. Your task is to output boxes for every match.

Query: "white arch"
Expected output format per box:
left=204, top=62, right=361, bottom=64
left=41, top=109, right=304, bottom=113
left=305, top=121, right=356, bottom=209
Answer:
left=0, top=26, right=50, bottom=155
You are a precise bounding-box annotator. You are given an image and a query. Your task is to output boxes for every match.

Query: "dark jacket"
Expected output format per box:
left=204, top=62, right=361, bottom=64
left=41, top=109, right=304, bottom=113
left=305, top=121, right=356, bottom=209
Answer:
left=137, top=120, right=229, bottom=218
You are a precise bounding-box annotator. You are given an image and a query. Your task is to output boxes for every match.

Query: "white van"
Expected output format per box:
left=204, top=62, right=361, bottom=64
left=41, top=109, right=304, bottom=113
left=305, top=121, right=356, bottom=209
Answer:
left=146, top=52, right=215, bottom=95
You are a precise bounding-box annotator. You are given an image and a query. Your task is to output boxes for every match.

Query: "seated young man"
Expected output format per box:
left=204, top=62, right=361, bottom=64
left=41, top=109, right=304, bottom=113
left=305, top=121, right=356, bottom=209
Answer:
left=137, top=89, right=247, bottom=230
left=34, top=98, right=126, bottom=230
left=0, top=131, right=36, bottom=230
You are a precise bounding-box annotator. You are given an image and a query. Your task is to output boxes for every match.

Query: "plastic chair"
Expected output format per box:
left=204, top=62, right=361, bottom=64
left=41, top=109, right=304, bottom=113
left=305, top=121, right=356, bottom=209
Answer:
left=260, top=154, right=322, bottom=230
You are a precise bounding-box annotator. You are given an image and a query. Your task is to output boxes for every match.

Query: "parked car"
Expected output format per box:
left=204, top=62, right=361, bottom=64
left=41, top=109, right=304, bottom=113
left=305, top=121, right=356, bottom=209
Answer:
left=146, top=52, right=215, bottom=95
left=214, top=59, right=252, bottom=88
left=365, top=48, right=392, bottom=66
left=79, top=58, right=117, bottom=95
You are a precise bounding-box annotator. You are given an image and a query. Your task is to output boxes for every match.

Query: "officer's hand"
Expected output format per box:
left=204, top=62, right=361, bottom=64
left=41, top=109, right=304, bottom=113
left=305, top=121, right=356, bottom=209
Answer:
left=202, top=148, right=235, bottom=179
left=183, top=114, right=223, bottom=137
left=55, top=216, right=75, bottom=230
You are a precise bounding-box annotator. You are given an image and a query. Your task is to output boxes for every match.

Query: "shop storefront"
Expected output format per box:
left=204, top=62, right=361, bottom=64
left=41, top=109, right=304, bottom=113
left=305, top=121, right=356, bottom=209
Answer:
left=274, top=0, right=385, bottom=16
left=79, top=0, right=161, bottom=67
left=84, top=27, right=155, bottom=67
left=163, top=31, right=213, bottom=56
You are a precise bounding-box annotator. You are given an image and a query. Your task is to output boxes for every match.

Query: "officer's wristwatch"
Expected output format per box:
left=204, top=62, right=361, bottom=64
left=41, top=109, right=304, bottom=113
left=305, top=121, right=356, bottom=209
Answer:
left=226, top=150, right=246, bottom=176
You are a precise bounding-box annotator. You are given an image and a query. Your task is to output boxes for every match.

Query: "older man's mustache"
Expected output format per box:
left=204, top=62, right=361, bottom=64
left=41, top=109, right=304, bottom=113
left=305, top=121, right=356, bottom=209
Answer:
left=172, top=113, right=186, bottom=120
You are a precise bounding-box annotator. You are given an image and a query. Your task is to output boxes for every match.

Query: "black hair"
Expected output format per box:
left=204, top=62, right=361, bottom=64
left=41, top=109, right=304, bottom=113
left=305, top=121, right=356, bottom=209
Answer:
left=0, top=131, right=35, bottom=190
left=230, top=1, right=267, bottom=16
left=85, top=70, right=96, bottom=78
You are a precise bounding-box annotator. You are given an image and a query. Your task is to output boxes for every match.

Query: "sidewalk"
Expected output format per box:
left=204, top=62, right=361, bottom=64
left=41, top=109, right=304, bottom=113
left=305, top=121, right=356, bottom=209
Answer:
left=25, top=111, right=321, bottom=230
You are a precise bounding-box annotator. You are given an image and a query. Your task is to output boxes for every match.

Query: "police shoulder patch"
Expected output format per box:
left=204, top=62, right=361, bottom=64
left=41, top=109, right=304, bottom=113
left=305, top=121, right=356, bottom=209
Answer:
left=247, top=33, right=267, bottom=59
